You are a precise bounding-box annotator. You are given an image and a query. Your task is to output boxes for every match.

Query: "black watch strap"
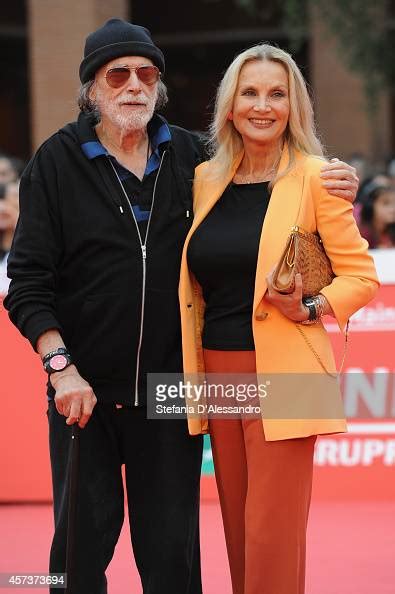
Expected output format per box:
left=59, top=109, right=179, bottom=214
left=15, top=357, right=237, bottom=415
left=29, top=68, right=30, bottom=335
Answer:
left=42, top=347, right=72, bottom=374
left=302, top=297, right=318, bottom=322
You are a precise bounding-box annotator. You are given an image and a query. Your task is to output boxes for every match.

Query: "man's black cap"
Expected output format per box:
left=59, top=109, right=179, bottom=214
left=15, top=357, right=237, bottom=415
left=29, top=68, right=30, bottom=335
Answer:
left=79, top=18, right=165, bottom=83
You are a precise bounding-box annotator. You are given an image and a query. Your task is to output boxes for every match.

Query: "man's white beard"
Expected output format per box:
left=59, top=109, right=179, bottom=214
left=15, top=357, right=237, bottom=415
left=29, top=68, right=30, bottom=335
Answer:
left=95, top=89, right=157, bottom=132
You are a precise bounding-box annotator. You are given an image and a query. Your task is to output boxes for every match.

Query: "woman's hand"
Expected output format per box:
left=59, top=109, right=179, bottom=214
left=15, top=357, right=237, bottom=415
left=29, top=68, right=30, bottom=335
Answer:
left=265, top=271, right=309, bottom=322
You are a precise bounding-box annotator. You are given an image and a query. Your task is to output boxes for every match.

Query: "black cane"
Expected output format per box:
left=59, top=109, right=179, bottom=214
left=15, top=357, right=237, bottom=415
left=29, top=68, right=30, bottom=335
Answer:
left=65, top=423, right=80, bottom=594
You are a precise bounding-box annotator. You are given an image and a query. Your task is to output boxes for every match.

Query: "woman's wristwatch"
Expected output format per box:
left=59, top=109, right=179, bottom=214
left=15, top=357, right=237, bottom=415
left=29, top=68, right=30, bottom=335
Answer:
left=300, top=295, right=325, bottom=325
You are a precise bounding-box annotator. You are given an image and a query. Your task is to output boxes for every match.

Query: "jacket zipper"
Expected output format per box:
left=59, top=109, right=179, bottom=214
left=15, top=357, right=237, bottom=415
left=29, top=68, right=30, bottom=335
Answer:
left=108, top=151, right=167, bottom=405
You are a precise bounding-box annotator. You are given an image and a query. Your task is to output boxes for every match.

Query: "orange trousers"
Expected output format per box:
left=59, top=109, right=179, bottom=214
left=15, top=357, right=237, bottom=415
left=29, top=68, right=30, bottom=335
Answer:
left=204, top=349, right=316, bottom=594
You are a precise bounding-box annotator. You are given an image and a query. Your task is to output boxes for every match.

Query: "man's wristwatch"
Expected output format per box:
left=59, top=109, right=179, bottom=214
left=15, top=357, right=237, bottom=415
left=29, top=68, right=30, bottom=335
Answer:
left=42, top=347, right=72, bottom=374
left=300, top=296, right=321, bottom=325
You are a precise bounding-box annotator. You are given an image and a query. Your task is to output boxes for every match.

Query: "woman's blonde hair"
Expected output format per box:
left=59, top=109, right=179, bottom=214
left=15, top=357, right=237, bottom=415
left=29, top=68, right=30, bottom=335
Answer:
left=206, top=44, right=324, bottom=185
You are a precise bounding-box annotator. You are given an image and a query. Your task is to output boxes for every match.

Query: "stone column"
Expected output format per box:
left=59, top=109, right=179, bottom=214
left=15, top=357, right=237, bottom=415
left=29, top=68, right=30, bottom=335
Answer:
left=28, top=0, right=128, bottom=150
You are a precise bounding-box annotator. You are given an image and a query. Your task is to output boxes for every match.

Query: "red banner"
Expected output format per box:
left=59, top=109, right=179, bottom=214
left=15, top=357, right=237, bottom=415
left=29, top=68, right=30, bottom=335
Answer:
left=1, top=282, right=394, bottom=501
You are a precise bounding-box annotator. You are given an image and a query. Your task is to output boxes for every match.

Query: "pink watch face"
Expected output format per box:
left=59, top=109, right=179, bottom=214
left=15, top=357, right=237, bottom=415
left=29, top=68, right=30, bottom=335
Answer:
left=50, top=354, right=68, bottom=371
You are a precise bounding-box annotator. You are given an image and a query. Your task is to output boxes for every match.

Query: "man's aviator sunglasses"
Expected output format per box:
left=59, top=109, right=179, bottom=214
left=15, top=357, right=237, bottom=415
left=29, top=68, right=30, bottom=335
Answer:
left=105, top=65, right=160, bottom=88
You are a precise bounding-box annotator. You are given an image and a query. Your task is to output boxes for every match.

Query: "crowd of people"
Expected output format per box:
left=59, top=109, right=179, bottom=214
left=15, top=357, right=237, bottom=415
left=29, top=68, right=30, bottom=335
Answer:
left=0, top=153, right=23, bottom=294
left=351, top=154, right=395, bottom=248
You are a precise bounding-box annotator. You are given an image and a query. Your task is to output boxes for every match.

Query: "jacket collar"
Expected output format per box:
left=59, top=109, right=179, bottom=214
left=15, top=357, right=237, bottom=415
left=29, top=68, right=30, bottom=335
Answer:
left=78, top=112, right=171, bottom=165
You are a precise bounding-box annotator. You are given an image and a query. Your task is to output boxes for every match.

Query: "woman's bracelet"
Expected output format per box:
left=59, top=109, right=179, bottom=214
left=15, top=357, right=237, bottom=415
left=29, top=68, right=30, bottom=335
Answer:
left=300, top=294, right=326, bottom=325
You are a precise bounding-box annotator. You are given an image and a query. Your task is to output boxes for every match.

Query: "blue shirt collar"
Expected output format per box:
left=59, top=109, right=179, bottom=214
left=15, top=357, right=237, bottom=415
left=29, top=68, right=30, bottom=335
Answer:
left=81, top=114, right=171, bottom=175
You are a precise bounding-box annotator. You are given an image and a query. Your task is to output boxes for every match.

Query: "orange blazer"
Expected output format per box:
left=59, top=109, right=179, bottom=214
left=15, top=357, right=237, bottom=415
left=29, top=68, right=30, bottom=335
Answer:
left=179, top=148, right=379, bottom=441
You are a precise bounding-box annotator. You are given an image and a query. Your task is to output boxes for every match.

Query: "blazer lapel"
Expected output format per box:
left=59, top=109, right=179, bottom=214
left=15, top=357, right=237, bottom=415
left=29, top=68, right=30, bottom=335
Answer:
left=253, top=150, right=306, bottom=312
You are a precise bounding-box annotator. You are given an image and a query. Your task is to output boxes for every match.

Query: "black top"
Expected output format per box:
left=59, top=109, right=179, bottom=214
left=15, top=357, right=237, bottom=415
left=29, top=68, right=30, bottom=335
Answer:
left=188, top=181, right=270, bottom=350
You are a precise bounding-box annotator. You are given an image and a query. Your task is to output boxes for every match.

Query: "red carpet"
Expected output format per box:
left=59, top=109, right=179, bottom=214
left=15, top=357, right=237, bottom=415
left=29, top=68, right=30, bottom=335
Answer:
left=0, top=501, right=394, bottom=593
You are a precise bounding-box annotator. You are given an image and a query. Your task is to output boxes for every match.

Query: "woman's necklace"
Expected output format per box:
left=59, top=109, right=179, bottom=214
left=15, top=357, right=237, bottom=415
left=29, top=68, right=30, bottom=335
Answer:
left=233, top=163, right=277, bottom=185
left=233, top=172, right=273, bottom=184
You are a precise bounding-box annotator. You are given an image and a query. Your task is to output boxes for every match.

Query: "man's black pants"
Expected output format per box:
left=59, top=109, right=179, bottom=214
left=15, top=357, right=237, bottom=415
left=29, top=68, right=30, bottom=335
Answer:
left=47, top=402, right=203, bottom=594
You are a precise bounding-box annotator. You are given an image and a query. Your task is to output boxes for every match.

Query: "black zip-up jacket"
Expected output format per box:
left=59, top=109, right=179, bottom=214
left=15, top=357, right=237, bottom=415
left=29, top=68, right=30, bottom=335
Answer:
left=4, top=112, right=205, bottom=405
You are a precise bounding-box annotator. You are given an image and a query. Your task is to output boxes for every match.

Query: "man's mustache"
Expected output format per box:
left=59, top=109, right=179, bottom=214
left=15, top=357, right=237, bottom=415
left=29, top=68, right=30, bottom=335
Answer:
left=117, top=94, right=149, bottom=106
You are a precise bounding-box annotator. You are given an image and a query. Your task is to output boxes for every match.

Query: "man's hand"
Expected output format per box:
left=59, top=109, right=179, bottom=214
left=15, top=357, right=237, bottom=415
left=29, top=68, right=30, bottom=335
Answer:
left=37, top=330, right=97, bottom=428
left=50, top=365, right=97, bottom=428
left=320, top=158, right=359, bottom=202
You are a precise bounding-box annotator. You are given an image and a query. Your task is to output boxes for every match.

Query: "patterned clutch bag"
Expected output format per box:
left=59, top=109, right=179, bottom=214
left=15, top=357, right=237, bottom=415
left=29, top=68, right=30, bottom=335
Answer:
left=272, top=226, right=335, bottom=297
